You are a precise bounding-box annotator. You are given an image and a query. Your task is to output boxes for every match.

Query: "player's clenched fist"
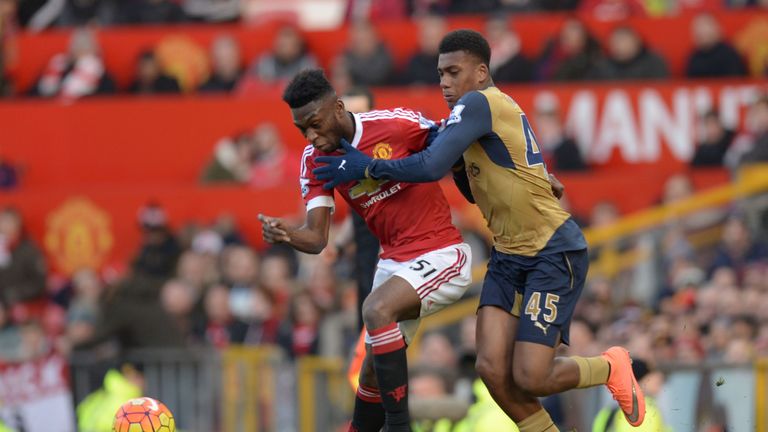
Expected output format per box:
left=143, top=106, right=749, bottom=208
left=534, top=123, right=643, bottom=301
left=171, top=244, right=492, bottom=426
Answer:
left=258, top=214, right=291, bottom=244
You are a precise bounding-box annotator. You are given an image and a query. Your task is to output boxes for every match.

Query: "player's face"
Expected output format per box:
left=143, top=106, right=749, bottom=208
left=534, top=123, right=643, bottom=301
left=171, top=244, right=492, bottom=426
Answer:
left=437, top=51, right=489, bottom=109
left=291, top=96, right=346, bottom=153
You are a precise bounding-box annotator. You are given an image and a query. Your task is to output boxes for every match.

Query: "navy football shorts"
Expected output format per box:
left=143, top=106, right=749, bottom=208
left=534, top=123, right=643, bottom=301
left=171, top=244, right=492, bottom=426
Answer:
left=479, top=248, right=588, bottom=347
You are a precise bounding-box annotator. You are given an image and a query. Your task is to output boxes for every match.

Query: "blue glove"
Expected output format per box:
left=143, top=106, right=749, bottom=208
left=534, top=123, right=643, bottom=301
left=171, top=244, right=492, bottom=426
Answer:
left=313, top=138, right=373, bottom=190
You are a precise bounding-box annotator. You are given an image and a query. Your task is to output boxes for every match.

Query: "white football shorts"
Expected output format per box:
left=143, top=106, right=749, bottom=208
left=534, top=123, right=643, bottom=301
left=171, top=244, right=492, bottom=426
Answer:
left=365, top=242, right=472, bottom=345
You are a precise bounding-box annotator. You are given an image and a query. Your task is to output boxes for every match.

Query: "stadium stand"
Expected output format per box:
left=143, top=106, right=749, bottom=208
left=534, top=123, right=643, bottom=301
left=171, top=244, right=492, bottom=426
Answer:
left=0, top=1, right=767, bottom=431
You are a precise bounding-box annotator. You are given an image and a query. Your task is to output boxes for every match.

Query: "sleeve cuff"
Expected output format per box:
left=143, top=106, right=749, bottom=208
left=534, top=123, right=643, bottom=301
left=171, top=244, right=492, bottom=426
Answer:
left=306, top=195, right=335, bottom=213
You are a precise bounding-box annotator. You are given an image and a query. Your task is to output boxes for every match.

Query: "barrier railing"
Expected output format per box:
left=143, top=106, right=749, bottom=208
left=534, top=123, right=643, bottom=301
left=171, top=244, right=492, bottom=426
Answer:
left=221, top=346, right=284, bottom=432
left=296, top=356, right=354, bottom=432
left=584, top=164, right=768, bottom=249
left=67, top=347, right=767, bottom=431
left=757, top=359, right=768, bottom=432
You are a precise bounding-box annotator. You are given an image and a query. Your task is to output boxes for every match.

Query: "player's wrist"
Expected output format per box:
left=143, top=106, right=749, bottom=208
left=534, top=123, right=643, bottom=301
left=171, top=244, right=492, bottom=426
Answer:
left=364, top=161, right=378, bottom=180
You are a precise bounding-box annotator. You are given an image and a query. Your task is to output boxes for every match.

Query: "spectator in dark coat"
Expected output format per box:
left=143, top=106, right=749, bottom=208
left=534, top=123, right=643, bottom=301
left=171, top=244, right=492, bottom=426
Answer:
left=0, top=158, right=19, bottom=189
left=399, top=15, right=445, bottom=85
left=536, top=18, right=604, bottom=81
left=340, top=20, right=394, bottom=86
left=131, top=203, right=181, bottom=280
left=0, top=207, right=47, bottom=307
left=199, top=35, right=242, bottom=93
left=690, top=110, right=735, bottom=167
left=589, top=26, right=668, bottom=80
left=709, top=216, right=768, bottom=280
left=486, top=16, right=533, bottom=83
left=115, top=0, right=185, bottom=24
left=686, top=13, right=747, bottom=78
left=246, top=25, right=317, bottom=85
left=129, top=50, right=181, bottom=94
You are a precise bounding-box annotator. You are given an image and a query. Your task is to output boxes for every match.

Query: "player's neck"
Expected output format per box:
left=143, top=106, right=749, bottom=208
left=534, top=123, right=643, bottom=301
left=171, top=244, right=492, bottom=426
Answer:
left=342, top=111, right=356, bottom=142
left=478, top=79, right=495, bottom=91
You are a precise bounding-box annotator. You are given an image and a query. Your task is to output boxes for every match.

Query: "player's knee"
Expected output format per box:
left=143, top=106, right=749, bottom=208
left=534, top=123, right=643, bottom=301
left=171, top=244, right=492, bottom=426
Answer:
left=475, top=355, right=507, bottom=390
left=513, top=364, right=548, bottom=396
left=361, top=297, right=394, bottom=329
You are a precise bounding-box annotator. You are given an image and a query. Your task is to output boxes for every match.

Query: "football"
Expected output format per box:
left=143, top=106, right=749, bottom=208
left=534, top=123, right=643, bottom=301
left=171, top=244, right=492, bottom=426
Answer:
left=113, top=397, right=176, bottom=432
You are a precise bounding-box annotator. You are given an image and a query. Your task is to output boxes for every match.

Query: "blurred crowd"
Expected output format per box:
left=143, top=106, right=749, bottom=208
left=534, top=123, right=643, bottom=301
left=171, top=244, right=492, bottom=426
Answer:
left=0, top=0, right=766, bottom=31
left=0, top=169, right=766, bottom=366
left=0, top=8, right=764, bottom=99
left=0, top=166, right=767, bottom=429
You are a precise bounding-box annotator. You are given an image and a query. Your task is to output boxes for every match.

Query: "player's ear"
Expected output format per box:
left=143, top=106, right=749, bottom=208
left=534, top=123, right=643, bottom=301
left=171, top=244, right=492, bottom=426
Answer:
left=335, top=98, right=346, bottom=118
left=476, top=63, right=490, bottom=84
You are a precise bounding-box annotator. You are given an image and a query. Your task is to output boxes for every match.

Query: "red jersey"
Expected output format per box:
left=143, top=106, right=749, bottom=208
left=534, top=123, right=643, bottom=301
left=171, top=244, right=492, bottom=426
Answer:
left=300, top=109, right=462, bottom=261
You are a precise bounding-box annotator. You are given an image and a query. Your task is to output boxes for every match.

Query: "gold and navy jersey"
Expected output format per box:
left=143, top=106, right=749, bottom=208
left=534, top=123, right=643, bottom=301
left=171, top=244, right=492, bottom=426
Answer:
left=368, top=86, right=586, bottom=257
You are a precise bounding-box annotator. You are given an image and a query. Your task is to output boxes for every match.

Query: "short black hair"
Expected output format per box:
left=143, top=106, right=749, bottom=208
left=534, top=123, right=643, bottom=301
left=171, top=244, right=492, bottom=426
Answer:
left=343, top=86, right=375, bottom=110
left=439, top=29, right=491, bottom=67
left=282, top=68, right=335, bottom=109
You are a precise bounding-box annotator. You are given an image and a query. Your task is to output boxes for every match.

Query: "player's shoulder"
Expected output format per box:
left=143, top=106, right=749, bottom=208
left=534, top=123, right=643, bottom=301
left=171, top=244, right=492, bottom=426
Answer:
left=300, top=144, right=318, bottom=174
left=358, top=109, right=434, bottom=132
left=479, top=87, right=522, bottom=112
left=358, top=108, right=422, bottom=124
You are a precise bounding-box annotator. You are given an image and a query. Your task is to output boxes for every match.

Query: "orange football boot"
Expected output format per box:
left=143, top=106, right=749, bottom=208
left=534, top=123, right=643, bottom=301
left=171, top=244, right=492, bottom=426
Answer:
left=602, top=346, right=646, bottom=427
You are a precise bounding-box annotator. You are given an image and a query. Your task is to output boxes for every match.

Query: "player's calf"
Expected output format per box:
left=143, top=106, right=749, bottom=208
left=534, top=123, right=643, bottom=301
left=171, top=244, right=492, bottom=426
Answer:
left=349, top=352, right=385, bottom=432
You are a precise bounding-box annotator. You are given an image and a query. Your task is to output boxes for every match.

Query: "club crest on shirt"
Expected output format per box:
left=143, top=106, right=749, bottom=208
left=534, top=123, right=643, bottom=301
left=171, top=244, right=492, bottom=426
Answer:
left=446, top=104, right=465, bottom=126
left=372, top=142, right=393, bottom=160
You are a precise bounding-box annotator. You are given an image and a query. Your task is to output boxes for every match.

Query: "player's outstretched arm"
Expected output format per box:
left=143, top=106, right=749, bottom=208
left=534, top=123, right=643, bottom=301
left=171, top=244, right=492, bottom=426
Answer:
left=258, top=207, right=331, bottom=255
left=366, top=91, right=492, bottom=183
left=312, top=91, right=492, bottom=188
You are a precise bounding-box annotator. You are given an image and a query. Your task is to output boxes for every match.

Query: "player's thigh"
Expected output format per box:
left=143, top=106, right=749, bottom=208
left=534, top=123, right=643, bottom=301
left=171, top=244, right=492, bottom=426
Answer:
left=515, top=248, right=588, bottom=351
left=364, top=243, right=472, bottom=344
left=475, top=304, right=520, bottom=379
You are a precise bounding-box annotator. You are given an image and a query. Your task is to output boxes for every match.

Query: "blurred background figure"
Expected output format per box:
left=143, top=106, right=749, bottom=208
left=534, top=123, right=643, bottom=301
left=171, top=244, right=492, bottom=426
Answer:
left=589, top=25, right=668, bottom=80
left=198, top=34, right=241, bottom=92
left=247, top=123, right=298, bottom=189
left=485, top=16, right=533, bottom=83
left=578, top=0, right=648, bottom=21
left=128, top=50, right=180, bottom=94
left=131, top=202, right=180, bottom=281
left=339, top=20, right=393, bottom=86
left=0, top=156, right=19, bottom=189
left=31, top=27, right=115, bottom=99
left=65, top=269, right=102, bottom=347
left=533, top=93, right=588, bottom=171
left=0, top=0, right=16, bottom=95
left=686, top=13, right=746, bottom=78
left=536, top=18, right=603, bottom=81
left=728, top=95, right=768, bottom=168
left=114, top=0, right=185, bottom=25
left=247, top=25, right=317, bottom=85
left=691, top=109, right=735, bottom=167
left=201, top=129, right=255, bottom=184
left=0, top=207, right=47, bottom=307
left=399, top=14, right=445, bottom=85
left=183, top=0, right=240, bottom=23
left=345, top=0, right=408, bottom=22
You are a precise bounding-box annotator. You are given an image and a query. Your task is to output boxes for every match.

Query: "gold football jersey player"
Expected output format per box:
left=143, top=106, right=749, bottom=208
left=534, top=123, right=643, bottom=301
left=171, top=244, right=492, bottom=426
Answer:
left=367, top=87, right=586, bottom=257
left=462, top=87, right=579, bottom=256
